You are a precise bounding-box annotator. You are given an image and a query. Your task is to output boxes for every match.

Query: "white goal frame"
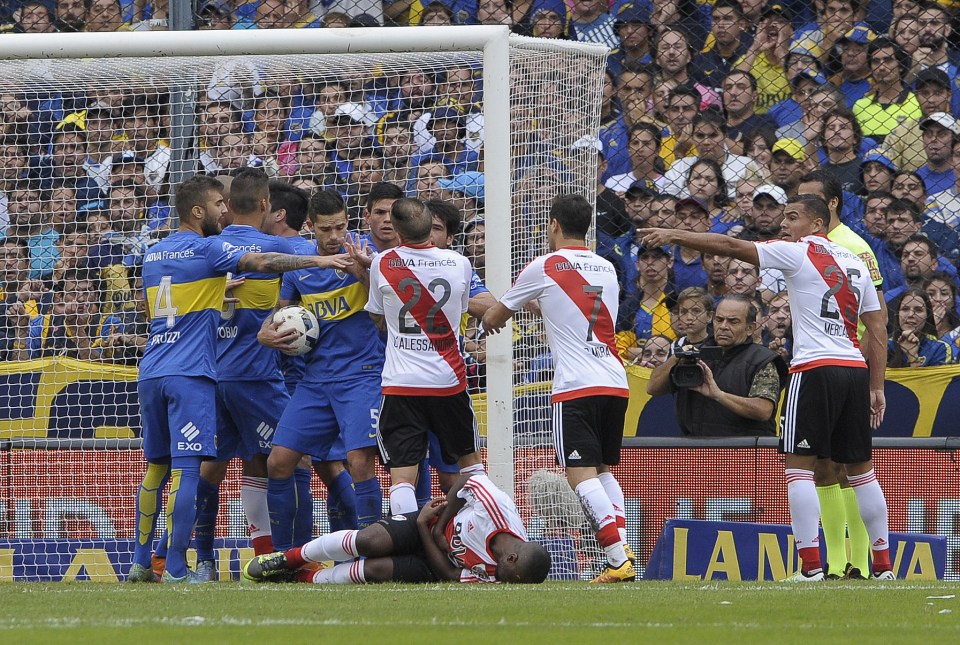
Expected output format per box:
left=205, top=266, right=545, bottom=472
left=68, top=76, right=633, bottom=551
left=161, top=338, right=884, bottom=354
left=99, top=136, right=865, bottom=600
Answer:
left=0, top=26, right=608, bottom=501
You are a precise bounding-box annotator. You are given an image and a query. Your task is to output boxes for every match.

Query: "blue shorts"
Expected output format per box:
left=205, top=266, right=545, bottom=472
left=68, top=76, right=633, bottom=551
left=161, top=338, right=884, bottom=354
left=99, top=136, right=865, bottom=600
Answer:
left=215, top=379, right=290, bottom=461
left=316, top=433, right=347, bottom=462
left=139, top=376, right=217, bottom=461
left=428, top=431, right=460, bottom=473
left=275, top=376, right=381, bottom=459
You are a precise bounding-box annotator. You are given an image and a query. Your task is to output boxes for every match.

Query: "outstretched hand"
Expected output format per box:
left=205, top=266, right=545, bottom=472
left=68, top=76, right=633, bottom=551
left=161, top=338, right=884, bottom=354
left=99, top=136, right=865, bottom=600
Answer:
left=224, top=276, right=245, bottom=307
left=344, top=233, right=374, bottom=270
left=314, top=253, right=354, bottom=270
left=635, top=227, right=673, bottom=248
left=479, top=316, right=502, bottom=336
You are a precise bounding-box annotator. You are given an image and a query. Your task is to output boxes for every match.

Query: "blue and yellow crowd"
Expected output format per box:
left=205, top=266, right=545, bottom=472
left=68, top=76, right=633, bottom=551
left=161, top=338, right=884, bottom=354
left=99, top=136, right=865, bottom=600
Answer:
left=2, top=0, right=960, bottom=378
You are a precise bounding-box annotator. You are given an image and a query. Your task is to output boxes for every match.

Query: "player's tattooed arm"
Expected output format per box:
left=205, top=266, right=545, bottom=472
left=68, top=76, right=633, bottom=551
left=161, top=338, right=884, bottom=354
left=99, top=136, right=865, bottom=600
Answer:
left=239, top=252, right=353, bottom=274
left=416, top=499, right=461, bottom=581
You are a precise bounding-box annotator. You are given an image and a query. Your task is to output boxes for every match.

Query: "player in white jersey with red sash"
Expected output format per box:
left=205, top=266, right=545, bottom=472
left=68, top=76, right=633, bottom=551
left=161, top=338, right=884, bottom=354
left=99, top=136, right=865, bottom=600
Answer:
left=639, top=194, right=895, bottom=581
left=483, top=194, right=635, bottom=584
left=364, top=198, right=484, bottom=516
left=242, top=471, right=551, bottom=584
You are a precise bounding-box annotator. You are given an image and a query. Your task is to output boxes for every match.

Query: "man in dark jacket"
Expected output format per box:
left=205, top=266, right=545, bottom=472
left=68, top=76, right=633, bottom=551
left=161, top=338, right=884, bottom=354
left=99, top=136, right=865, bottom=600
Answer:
left=647, top=294, right=787, bottom=436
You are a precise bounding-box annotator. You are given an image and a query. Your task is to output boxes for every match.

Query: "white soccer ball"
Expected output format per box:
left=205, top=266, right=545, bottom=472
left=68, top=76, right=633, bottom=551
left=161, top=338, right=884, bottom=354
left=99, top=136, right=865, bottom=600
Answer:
left=272, top=305, right=319, bottom=356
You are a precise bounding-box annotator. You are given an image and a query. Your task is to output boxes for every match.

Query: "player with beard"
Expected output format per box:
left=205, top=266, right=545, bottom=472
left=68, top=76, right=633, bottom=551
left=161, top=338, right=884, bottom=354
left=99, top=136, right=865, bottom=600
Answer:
left=127, top=176, right=352, bottom=583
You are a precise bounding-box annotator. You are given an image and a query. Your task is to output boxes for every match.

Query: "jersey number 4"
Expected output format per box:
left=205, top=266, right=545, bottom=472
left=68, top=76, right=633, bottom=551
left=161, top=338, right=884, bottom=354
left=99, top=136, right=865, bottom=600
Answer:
left=153, top=276, right=179, bottom=328
left=398, top=277, right=451, bottom=334
left=819, top=266, right=861, bottom=322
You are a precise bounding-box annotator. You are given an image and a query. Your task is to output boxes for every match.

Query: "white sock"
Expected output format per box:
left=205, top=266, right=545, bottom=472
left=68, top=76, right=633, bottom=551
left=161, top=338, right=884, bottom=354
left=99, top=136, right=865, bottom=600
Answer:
left=313, top=561, right=366, bottom=584
left=785, top=469, right=820, bottom=551
left=848, top=470, right=890, bottom=553
left=301, top=530, right=358, bottom=562
left=574, top=477, right=626, bottom=567
left=389, top=482, right=418, bottom=515
left=241, top=476, right=271, bottom=539
left=597, top=472, right=627, bottom=542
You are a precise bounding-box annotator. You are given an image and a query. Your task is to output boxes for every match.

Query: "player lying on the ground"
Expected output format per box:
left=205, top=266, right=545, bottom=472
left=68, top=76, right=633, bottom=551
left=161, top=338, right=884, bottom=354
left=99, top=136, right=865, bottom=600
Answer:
left=242, top=473, right=551, bottom=584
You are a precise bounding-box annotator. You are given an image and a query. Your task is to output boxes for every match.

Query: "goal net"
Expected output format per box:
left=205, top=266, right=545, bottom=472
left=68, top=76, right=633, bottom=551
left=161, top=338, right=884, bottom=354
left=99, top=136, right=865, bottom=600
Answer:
left=0, top=27, right=609, bottom=581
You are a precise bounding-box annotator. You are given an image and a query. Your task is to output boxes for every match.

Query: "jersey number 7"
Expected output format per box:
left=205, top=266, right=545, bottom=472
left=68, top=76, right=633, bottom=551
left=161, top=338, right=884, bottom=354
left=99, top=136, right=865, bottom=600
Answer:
left=582, top=285, right=603, bottom=342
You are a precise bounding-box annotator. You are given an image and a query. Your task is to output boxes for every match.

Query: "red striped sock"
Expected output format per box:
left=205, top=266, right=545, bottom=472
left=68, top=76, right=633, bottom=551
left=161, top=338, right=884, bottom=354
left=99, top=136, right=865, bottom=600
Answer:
left=872, top=547, right=891, bottom=572
left=597, top=522, right=621, bottom=549
left=252, top=535, right=274, bottom=555
left=285, top=546, right=307, bottom=569
left=799, top=546, right=822, bottom=574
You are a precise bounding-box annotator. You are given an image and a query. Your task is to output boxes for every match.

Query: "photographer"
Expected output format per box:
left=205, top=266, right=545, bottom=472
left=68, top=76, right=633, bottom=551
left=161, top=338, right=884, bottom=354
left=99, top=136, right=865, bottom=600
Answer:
left=647, top=294, right=787, bottom=437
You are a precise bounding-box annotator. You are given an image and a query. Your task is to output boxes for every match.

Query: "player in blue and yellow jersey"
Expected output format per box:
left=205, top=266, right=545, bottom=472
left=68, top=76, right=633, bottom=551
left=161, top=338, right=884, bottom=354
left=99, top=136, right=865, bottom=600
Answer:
left=127, top=174, right=352, bottom=584
left=259, top=190, right=386, bottom=550
left=188, top=169, right=302, bottom=581
left=263, top=180, right=358, bottom=545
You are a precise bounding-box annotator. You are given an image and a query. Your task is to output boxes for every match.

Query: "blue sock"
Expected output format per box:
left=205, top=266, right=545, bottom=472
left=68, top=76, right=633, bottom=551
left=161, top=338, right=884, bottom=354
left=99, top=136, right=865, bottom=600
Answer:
left=328, top=470, right=358, bottom=531
left=165, top=457, right=201, bottom=578
left=154, top=530, right=168, bottom=559
left=354, top=476, right=382, bottom=530
left=133, top=462, right=169, bottom=567
left=293, top=467, right=314, bottom=547
left=268, top=475, right=296, bottom=552
left=194, top=477, right=219, bottom=562
left=415, top=459, right=432, bottom=507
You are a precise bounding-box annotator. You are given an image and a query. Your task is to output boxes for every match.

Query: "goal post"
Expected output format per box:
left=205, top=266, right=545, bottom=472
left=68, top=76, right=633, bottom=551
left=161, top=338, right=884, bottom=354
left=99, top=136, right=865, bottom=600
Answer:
left=0, top=26, right=609, bottom=580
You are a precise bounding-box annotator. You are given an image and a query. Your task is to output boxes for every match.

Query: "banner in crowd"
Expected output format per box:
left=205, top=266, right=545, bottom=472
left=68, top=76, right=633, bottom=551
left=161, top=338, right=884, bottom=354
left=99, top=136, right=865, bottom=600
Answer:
left=3, top=358, right=960, bottom=439
left=643, top=519, right=946, bottom=581
left=625, top=364, right=960, bottom=438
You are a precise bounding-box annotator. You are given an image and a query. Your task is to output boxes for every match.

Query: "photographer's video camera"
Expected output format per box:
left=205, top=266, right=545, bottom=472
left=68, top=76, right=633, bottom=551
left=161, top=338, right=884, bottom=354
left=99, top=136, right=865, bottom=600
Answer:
left=670, top=345, right=723, bottom=388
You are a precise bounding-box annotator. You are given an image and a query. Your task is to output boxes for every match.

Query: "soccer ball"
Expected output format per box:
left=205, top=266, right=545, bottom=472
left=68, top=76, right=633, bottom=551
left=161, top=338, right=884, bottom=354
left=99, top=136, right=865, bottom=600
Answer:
left=272, top=305, right=319, bottom=356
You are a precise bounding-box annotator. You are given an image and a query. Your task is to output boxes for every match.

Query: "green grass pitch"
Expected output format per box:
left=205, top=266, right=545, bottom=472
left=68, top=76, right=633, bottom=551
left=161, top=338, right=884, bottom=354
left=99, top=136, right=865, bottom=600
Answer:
left=2, top=581, right=959, bottom=644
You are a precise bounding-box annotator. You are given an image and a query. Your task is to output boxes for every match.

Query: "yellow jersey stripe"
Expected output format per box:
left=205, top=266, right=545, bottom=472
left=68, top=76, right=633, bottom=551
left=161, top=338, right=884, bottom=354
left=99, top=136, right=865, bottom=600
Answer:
left=146, top=275, right=226, bottom=319
left=300, top=281, right=368, bottom=322
left=232, top=277, right=280, bottom=310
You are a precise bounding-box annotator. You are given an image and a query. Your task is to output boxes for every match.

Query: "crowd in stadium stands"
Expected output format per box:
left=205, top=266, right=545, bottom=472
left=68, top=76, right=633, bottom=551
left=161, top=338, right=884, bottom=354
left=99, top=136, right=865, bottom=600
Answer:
left=2, top=0, right=960, bottom=379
